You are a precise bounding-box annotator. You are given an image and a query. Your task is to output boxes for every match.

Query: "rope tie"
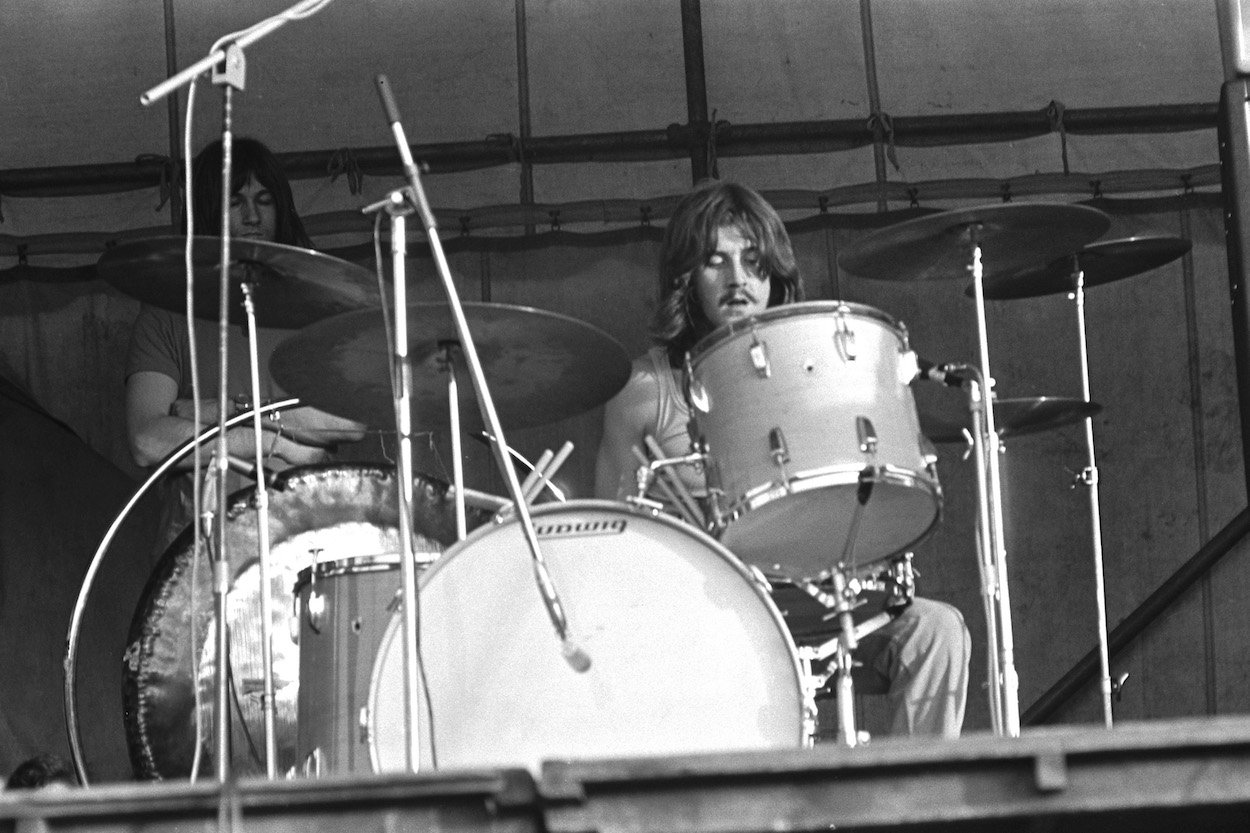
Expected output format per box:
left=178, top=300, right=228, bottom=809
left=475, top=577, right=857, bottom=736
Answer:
left=548, top=210, right=561, bottom=231
left=639, top=205, right=653, bottom=227
left=906, top=186, right=920, bottom=207
left=327, top=148, right=364, bottom=195
left=708, top=113, right=727, bottom=180
left=1047, top=100, right=1071, bottom=175
left=135, top=154, right=174, bottom=212
left=866, top=110, right=900, bottom=171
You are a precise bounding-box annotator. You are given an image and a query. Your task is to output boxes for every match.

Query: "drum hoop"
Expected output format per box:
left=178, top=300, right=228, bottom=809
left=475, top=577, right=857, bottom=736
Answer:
left=293, top=554, right=402, bottom=591
left=366, top=498, right=807, bottom=768
left=687, top=300, right=904, bottom=365
left=721, top=465, right=943, bottom=563
left=732, top=463, right=942, bottom=514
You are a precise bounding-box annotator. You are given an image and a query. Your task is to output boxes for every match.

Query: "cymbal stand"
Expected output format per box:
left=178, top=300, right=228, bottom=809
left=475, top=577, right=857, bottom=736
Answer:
left=371, top=75, right=590, bottom=771
left=238, top=280, right=280, bottom=777
left=1068, top=264, right=1116, bottom=727
left=967, top=232, right=1022, bottom=737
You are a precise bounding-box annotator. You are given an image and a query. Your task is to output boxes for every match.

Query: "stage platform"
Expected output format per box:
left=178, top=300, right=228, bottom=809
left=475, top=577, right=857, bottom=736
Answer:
left=4, top=716, right=1250, bottom=833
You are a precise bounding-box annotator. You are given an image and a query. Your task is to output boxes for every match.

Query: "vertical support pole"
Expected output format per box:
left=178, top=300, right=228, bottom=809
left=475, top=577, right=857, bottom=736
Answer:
left=679, top=0, right=711, bottom=182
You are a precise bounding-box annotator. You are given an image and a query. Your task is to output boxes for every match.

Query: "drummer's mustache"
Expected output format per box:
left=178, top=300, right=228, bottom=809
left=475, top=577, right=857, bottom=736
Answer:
left=719, top=289, right=758, bottom=305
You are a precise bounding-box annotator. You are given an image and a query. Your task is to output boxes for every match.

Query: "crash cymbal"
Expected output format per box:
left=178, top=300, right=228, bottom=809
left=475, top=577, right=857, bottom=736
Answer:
left=98, top=236, right=382, bottom=329
left=270, top=302, right=631, bottom=430
left=973, top=234, right=1192, bottom=300
left=920, top=395, right=1102, bottom=444
left=839, top=203, right=1112, bottom=283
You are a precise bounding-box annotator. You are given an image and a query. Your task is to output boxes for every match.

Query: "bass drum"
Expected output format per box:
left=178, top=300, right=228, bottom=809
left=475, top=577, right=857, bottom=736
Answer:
left=121, top=463, right=478, bottom=780
left=368, top=500, right=807, bottom=773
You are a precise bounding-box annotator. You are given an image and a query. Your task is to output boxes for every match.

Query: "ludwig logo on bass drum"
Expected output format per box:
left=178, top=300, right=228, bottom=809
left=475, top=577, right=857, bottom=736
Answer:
left=534, top=518, right=628, bottom=538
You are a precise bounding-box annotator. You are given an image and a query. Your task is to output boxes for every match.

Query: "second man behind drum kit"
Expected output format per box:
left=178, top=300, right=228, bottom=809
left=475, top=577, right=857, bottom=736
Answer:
left=595, top=178, right=971, bottom=738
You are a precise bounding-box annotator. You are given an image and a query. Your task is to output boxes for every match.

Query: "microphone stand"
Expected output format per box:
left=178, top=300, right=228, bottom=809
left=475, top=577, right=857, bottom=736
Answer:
left=967, top=232, right=1022, bottom=737
left=139, top=1, right=340, bottom=781
left=370, top=75, right=590, bottom=772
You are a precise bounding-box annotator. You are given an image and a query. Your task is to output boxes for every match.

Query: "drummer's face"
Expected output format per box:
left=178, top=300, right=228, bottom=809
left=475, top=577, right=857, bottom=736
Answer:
left=229, top=177, right=277, bottom=242
left=696, top=224, right=770, bottom=328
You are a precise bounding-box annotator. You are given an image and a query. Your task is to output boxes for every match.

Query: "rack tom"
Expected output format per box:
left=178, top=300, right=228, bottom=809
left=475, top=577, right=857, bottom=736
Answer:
left=686, top=301, right=940, bottom=576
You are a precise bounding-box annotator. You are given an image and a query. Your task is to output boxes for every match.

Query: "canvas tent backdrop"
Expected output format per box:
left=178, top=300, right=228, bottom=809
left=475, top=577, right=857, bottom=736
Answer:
left=1, top=0, right=1245, bottom=781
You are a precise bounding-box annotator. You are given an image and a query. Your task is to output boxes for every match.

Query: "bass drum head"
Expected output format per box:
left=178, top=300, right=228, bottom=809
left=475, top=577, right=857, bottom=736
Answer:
left=369, top=500, right=805, bottom=773
left=121, top=463, right=480, bottom=780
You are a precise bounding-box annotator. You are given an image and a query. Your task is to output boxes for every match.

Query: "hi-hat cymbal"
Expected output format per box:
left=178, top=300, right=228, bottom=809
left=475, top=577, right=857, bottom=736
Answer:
left=98, top=236, right=382, bottom=329
left=973, top=235, right=1192, bottom=300
left=270, top=302, right=631, bottom=430
left=920, top=395, right=1102, bottom=444
left=839, top=203, right=1112, bottom=283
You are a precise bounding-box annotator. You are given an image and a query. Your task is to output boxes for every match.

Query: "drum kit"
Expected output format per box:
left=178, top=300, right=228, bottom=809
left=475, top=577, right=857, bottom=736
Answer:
left=66, top=193, right=1194, bottom=782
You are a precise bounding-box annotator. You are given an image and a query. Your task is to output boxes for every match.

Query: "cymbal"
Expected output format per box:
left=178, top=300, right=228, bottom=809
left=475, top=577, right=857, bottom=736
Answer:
left=269, top=302, right=631, bottom=430
left=839, top=203, right=1112, bottom=283
left=920, top=395, right=1102, bottom=444
left=98, top=236, right=382, bottom=329
left=973, top=234, right=1192, bottom=300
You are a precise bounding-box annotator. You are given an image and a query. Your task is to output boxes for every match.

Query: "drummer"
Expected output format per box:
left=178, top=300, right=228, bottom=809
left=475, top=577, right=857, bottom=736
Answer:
left=594, top=179, right=970, bottom=738
left=124, top=137, right=365, bottom=552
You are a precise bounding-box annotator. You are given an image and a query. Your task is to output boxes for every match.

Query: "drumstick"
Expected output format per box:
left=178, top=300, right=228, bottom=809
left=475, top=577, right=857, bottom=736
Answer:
left=518, top=449, right=554, bottom=501
left=644, top=435, right=706, bottom=528
left=524, top=441, right=574, bottom=503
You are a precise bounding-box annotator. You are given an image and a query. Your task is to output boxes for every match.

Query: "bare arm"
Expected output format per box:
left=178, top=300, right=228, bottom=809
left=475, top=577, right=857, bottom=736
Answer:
left=169, top=397, right=366, bottom=448
left=594, top=362, right=660, bottom=500
left=125, top=371, right=345, bottom=470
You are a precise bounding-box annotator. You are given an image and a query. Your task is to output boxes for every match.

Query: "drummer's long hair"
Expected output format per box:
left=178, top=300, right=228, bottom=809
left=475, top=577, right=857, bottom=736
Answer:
left=187, top=137, right=313, bottom=248
left=652, top=179, right=804, bottom=367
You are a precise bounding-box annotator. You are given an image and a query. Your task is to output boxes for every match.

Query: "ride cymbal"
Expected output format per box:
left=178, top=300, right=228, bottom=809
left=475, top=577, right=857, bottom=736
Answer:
left=270, top=302, right=631, bottom=430
left=920, top=395, right=1102, bottom=444
left=98, top=236, right=382, bottom=329
left=974, top=235, right=1192, bottom=300
left=839, top=203, right=1112, bottom=283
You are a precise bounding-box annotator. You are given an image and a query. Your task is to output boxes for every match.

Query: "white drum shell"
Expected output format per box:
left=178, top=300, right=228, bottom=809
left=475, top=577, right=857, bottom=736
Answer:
left=368, top=500, right=805, bottom=773
left=687, top=301, right=940, bottom=576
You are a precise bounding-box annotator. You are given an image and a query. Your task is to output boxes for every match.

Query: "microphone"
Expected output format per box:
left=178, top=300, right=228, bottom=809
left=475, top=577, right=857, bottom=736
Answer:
left=916, top=357, right=969, bottom=388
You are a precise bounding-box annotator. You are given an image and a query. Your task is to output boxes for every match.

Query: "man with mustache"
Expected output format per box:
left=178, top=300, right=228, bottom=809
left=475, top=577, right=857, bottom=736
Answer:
left=594, top=179, right=970, bottom=739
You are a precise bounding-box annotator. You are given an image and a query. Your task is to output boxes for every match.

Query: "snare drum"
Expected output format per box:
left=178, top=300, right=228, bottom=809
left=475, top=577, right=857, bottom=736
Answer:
left=686, top=301, right=941, bottom=577
left=367, top=500, right=806, bottom=773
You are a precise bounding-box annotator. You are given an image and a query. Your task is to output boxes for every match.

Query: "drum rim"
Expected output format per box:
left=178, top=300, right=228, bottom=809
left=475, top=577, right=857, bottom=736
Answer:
left=293, top=553, right=402, bottom=590
left=718, top=464, right=944, bottom=569
left=687, top=300, right=905, bottom=364
left=366, top=498, right=808, bottom=770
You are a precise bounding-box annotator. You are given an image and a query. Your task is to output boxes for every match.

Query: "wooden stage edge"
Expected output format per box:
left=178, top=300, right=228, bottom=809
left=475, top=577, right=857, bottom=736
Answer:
left=5, top=715, right=1250, bottom=833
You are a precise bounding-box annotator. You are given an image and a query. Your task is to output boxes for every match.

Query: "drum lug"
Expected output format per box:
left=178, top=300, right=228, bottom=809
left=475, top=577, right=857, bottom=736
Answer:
left=748, top=332, right=771, bottom=378
left=768, top=427, right=793, bottom=492
left=856, top=416, right=878, bottom=455
left=306, top=589, right=325, bottom=634
left=833, top=311, right=857, bottom=362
